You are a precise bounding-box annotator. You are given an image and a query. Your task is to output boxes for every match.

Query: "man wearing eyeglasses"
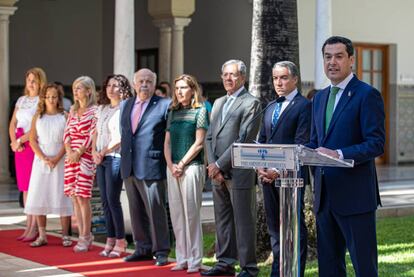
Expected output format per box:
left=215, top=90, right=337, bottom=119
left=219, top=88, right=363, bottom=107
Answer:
left=203, top=60, right=262, bottom=277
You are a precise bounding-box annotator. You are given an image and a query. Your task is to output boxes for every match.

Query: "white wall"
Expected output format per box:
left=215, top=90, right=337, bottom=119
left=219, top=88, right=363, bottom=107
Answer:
left=297, top=0, right=316, bottom=83
left=297, top=0, right=414, bottom=85
left=334, top=0, right=414, bottom=85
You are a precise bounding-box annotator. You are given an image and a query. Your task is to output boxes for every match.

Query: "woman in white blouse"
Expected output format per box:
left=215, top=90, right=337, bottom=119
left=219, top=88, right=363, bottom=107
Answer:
left=9, top=67, right=47, bottom=241
left=92, top=74, right=132, bottom=258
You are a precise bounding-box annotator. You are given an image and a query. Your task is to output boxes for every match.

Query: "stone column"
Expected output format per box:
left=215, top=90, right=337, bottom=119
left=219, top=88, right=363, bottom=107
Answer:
left=148, top=0, right=194, bottom=83
left=314, top=0, right=332, bottom=89
left=153, top=19, right=172, bottom=83
left=114, top=0, right=135, bottom=83
left=170, top=17, right=191, bottom=82
left=0, top=2, right=17, bottom=183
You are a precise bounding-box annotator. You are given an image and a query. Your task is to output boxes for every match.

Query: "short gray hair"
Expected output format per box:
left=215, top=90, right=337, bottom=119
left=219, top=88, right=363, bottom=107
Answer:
left=272, top=61, right=299, bottom=78
left=221, top=59, right=247, bottom=77
left=133, top=69, right=157, bottom=85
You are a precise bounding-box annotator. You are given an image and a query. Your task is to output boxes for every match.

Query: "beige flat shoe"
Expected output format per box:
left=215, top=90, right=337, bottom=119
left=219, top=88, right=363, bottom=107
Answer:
left=62, top=236, right=72, bottom=247
left=171, top=264, right=187, bottom=271
left=30, top=237, right=48, bottom=247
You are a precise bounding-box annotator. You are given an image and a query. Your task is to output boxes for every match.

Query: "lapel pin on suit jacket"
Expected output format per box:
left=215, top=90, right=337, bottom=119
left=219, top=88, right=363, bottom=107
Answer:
left=348, top=91, right=352, bottom=97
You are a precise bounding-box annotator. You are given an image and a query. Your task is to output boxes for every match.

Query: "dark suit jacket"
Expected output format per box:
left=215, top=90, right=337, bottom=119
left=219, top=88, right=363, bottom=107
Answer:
left=205, top=88, right=261, bottom=189
left=120, top=95, right=171, bottom=180
left=307, top=75, right=385, bottom=215
left=259, top=92, right=311, bottom=145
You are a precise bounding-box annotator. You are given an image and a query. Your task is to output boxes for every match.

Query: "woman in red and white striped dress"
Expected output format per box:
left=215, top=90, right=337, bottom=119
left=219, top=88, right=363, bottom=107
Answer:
left=63, top=76, right=97, bottom=252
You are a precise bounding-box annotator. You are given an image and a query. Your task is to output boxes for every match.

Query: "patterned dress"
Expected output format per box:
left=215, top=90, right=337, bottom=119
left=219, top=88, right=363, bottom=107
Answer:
left=63, top=106, right=97, bottom=198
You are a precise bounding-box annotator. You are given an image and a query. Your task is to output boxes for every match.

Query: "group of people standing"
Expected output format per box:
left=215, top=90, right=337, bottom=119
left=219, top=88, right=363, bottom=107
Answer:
left=9, top=35, right=385, bottom=277
left=8, top=66, right=209, bottom=271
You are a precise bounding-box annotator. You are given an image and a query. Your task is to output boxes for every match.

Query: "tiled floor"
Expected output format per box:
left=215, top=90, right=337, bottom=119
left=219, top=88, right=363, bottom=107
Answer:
left=0, top=252, right=81, bottom=277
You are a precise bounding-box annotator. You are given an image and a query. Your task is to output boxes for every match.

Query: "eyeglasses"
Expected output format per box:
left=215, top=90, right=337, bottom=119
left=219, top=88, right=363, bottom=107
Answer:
left=221, top=72, right=240, bottom=80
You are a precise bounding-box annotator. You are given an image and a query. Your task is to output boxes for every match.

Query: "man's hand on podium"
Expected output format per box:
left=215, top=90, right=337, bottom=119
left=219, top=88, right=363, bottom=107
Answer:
left=316, top=147, right=340, bottom=159
left=257, top=168, right=279, bottom=184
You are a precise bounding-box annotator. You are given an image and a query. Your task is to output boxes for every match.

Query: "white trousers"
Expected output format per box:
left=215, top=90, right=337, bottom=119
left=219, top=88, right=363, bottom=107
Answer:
left=167, top=164, right=204, bottom=269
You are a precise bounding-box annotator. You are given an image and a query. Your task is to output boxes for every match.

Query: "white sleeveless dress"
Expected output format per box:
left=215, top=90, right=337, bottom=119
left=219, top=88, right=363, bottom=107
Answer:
left=24, top=113, right=73, bottom=216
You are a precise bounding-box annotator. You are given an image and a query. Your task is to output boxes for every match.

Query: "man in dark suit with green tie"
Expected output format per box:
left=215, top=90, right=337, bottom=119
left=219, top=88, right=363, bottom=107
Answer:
left=307, top=36, right=385, bottom=276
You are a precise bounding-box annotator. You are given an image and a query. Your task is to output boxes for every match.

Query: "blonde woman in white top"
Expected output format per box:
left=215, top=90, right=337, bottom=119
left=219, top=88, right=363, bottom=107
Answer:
left=9, top=67, right=47, bottom=242
left=92, top=74, right=132, bottom=258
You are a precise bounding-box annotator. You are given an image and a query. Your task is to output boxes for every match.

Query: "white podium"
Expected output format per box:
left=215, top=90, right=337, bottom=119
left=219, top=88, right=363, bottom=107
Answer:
left=231, top=143, right=353, bottom=277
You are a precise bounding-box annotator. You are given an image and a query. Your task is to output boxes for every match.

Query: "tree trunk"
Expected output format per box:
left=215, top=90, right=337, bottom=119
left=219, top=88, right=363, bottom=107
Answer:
left=249, top=0, right=300, bottom=102
left=249, top=0, right=301, bottom=261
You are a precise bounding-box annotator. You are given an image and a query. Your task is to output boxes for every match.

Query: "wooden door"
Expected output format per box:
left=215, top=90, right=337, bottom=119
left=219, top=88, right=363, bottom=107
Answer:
left=354, top=44, right=389, bottom=164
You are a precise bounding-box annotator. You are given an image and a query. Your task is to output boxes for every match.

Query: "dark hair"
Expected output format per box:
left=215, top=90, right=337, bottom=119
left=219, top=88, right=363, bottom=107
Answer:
left=322, top=36, right=354, bottom=57
left=155, top=85, right=167, bottom=96
left=159, top=81, right=170, bottom=87
left=53, top=81, right=64, bottom=87
left=53, top=81, right=65, bottom=97
left=98, top=74, right=133, bottom=105
left=200, top=83, right=207, bottom=98
left=37, top=83, right=64, bottom=117
left=306, top=88, right=318, bottom=100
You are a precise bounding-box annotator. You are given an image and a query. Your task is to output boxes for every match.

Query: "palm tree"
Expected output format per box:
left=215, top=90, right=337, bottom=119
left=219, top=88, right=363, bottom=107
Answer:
left=248, top=0, right=302, bottom=262
left=249, top=0, right=300, bottom=102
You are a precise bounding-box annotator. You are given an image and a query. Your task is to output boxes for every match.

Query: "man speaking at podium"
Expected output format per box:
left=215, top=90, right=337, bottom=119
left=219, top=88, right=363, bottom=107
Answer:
left=257, top=61, right=311, bottom=277
left=307, top=36, right=385, bottom=276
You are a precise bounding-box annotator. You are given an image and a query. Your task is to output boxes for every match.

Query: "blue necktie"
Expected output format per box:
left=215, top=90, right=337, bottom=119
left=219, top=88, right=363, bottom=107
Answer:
left=271, top=96, right=285, bottom=131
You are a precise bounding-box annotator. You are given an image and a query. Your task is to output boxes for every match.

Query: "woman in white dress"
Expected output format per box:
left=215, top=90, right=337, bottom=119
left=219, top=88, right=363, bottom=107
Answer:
left=9, top=67, right=47, bottom=241
left=24, top=83, right=73, bottom=247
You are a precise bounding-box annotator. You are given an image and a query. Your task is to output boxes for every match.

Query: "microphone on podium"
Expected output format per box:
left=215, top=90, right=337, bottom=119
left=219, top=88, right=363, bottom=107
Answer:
left=239, top=96, right=286, bottom=143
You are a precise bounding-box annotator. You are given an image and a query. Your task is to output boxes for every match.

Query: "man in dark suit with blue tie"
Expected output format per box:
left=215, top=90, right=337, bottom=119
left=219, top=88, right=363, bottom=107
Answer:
left=307, top=36, right=385, bottom=276
left=257, top=61, right=311, bottom=277
left=120, top=68, right=171, bottom=266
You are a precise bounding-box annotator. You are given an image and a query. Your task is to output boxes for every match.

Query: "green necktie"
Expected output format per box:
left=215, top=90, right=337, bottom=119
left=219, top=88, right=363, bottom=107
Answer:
left=325, top=86, right=340, bottom=133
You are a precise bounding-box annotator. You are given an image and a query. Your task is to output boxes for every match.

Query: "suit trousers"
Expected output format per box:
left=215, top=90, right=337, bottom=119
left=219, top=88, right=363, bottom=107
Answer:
left=213, top=180, right=259, bottom=277
left=263, top=183, right=308, bottom=277
left=316, top=185, right=378, bottom=277
left=124, top=176, right=170, bottom=256
left=167, top=164, right=204, bottom=269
